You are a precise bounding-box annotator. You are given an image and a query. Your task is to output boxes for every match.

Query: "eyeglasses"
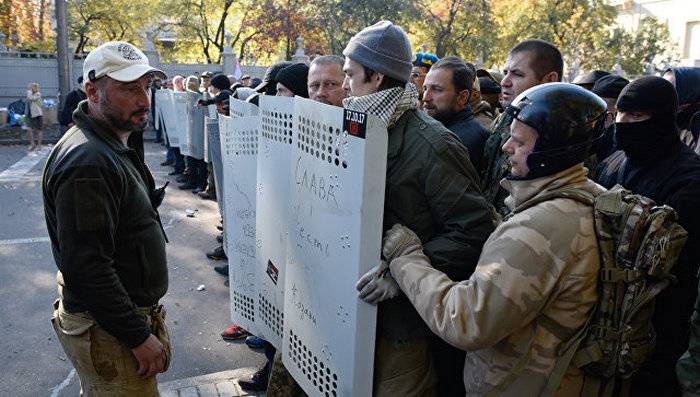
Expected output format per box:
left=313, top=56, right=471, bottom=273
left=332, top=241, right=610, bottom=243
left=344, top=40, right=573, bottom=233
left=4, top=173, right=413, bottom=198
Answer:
left=411, top=72, right=426, bottom=78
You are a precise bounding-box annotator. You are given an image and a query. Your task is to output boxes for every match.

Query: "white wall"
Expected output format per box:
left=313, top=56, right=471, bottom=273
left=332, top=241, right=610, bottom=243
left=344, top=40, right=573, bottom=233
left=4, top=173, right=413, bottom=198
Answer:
left=615, top=0, right=700, bottom=63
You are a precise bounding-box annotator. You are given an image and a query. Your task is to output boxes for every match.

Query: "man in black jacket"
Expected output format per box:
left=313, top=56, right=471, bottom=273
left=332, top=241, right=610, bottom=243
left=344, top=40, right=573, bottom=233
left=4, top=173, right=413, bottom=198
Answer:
left=594, top=76, right=700, bottom=396
left=58, top=76, right=87, bottom=130
left=43, top=41, right=170, bottom=396
left=422, top=56, right=490, bottom=169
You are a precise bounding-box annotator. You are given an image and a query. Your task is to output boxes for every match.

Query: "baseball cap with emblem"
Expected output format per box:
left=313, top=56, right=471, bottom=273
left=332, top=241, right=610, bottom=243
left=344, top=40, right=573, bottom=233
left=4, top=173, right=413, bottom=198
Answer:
left=83, top=41, right=166, bottom=83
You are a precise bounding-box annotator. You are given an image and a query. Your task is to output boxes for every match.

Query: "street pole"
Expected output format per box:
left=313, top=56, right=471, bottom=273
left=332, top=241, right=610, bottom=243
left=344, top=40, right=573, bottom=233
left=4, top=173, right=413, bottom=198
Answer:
left=55, top=0, right=71, bottom=111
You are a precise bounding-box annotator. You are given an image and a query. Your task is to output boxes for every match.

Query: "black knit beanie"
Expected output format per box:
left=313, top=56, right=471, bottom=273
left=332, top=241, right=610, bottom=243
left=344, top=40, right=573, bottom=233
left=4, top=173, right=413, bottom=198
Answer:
left=211, top=74, right=231, bottom=91
left=275, top=63, right=309, bottom=98
left=592, top=75, right=629, bottom=100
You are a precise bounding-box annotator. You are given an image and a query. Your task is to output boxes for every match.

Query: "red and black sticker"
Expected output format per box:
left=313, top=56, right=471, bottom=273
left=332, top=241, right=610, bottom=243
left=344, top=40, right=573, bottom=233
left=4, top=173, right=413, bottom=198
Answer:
left=343, top=109, right=367, bottom=139
left=266, top=259, right=279, bottom=285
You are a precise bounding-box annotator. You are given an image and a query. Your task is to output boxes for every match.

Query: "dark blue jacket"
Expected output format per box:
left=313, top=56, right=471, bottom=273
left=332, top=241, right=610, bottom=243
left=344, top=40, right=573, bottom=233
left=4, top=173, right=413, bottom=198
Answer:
left=442, top=106, right=490, bottom=170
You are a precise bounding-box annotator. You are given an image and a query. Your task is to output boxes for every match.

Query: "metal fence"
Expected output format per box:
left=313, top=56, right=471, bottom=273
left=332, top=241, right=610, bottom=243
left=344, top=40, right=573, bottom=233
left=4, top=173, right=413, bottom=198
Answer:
left=0, top=50, right=267, bottom=109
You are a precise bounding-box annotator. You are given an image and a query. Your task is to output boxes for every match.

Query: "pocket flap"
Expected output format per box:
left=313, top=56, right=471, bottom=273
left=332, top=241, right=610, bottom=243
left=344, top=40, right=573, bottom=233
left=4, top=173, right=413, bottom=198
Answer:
left=58, top=310, right=95, bottom=336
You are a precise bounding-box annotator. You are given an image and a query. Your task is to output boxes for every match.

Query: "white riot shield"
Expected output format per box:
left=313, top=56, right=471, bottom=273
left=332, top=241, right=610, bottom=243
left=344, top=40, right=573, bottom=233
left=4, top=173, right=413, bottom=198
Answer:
left=283, top=97, right=385, bottom=397
left=207, top=116, right=222, bottom=212
left=230, top=98, right=260, bottom=118
left=204, top=113, right=217, bottom=163
left=161, top=90, right=179, bottom=148
left=220, top=115, right=261, bottom=334
left=173, top=92, right=190, bottom=155
left=254, top=96, right=296, bottom=349
left=154, top=90, right=166, bottom=131
left=186, top=92, right=205, bottom=160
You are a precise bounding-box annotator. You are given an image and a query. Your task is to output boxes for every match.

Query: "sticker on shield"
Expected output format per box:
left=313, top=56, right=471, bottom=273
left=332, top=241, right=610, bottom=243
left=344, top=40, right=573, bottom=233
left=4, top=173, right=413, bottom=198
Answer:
left=343, top=109, right=367, bottom=139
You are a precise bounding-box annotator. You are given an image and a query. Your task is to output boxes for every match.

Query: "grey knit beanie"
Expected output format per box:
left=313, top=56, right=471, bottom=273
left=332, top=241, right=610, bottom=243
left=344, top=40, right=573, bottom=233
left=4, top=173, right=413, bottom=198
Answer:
left=342, top=21, right=412, bottom=83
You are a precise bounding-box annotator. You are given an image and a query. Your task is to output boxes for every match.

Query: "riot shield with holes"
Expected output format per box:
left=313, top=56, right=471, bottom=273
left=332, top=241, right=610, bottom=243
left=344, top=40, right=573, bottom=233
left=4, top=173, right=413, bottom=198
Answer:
left=283, top=97, right=385, bottom=397
left=220, top=114, right=261, bottom=335
left=230, top=98, right=260, bottom=118
left=185, top=92, right=205, bottom=159
left=173, top=92, right=190, bottom=155
left=154, top=90, right=166, bottom=132
left=254, top=96, right=296, bottom=349
left=160, top=90, right=180, bottom=148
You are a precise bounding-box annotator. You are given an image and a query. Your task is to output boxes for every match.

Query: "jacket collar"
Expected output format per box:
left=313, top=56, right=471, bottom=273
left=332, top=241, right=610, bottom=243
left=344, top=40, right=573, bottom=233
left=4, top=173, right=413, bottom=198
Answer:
left=73, top=101, right=131, bottom=154
left=442, top=106, right=475, bottom=127
left=501, top=164, right=590, bottom=210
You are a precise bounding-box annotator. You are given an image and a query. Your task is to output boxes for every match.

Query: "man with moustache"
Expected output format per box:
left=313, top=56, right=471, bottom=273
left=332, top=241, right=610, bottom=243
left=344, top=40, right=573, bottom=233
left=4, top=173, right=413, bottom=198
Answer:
left=481, top=39, right=563, bottom=216
left=43, top=41, right=171, bottom=395
left=307, top=55, right=347, bottom=107
left=422, top=56, right=490, bottom=169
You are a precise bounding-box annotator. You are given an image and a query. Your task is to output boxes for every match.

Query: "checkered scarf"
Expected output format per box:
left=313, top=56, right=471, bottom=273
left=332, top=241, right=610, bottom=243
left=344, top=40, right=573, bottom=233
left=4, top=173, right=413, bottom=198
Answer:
left=343, top=83, right=419, bottom=128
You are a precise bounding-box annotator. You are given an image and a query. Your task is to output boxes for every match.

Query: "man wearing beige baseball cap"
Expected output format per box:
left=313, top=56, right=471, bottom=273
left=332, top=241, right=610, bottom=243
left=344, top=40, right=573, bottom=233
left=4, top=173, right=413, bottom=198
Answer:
left=43, top=41, right=170, bottom=396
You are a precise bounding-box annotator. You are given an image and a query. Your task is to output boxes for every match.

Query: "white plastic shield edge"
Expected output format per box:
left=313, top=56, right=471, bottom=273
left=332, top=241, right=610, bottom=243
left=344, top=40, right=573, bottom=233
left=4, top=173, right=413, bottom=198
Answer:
left=283, top=97, right=385, bottom=397
left=186, top=92, right=205, bottom=160
left=173, top=92, right=191, bottom=156
left=253, top=96, right=296, bottom=349
left=221, top=114, right=261, bottom=335
left=161, top=90, right=179, bottom=147
left=154, top=90, right=166, bottom=131
left=230, top=98, right=260, bottom=118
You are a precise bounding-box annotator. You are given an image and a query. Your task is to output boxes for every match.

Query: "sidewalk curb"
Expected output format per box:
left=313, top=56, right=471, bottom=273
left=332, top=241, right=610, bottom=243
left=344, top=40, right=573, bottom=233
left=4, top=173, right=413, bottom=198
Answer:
left=158, top=368, right=265, bottom=397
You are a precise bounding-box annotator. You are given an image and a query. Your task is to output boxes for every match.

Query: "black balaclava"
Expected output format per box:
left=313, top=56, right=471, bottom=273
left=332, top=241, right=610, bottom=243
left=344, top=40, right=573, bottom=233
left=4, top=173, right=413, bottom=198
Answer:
left=615, top=76, right=680, bottom=164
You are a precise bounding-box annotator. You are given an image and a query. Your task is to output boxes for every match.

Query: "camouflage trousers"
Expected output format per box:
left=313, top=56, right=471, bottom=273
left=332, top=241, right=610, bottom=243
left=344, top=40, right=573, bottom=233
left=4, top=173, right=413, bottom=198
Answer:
left=51, top=300, right=171, bottom=397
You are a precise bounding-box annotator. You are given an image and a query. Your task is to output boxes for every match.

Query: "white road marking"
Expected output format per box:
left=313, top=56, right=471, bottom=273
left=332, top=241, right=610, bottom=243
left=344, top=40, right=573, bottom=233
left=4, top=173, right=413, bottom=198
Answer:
left=49, top=368, right=76, bottom=397
left=0, top=236, right=51, bottom=245
left=0, top=147, right=49, bottom=183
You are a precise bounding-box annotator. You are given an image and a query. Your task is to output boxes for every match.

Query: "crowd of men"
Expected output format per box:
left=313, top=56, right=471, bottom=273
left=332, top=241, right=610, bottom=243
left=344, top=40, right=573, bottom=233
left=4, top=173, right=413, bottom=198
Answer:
left=45, top=19, right=700, bottom=397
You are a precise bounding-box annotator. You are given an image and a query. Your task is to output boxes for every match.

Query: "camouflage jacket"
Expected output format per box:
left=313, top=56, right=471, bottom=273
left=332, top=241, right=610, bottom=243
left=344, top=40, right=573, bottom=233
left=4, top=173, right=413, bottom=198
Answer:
left=389, top=164, right=604, bottom=396
left=480, top=110, right=515, bottom=217
left=473, top=100, right=497, bottom=131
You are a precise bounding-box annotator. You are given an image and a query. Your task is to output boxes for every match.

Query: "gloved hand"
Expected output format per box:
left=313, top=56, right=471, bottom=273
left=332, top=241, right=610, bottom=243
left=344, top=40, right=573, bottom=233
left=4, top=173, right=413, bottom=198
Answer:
left=150, top=181, right=169, bottom=209
left=382, top=224, right=423, bottom=263
left=356, top=260, right=401, bottom=305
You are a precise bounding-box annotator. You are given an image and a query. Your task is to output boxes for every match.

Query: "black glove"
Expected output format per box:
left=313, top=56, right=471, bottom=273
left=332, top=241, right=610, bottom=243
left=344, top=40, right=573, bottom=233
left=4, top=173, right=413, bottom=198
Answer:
left=150, top=181, right=169, bottom=209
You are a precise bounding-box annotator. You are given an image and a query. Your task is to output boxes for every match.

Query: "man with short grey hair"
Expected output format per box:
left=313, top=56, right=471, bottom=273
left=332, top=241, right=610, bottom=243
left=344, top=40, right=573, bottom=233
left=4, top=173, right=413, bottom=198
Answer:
left=308, top=55, right=346, bottom=106
left=43, top=41, right=171, bottom=396
left=345, top=20, right=495, bottom=396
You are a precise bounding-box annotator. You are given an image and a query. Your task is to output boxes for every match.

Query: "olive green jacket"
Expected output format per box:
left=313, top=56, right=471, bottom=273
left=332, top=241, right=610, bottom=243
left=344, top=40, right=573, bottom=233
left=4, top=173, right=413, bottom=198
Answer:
left=43, top=101, right=168, bottom=348
left=379, top=109, right=496, bottom=339
left=480, top=110, right=515, bottom=217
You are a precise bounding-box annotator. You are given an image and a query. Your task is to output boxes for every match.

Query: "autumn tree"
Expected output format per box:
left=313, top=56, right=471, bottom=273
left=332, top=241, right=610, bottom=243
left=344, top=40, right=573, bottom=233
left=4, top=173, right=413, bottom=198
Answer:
left=309, top=0, right=419, bottom=55
left=157, top=0, right=235, bottom=64
left=68, top=0, right=158, bottom=54
left=491, top=0, right=619, bottom=73
left=412, top=0, right=494, bottom=61
left=0, top=0, right=53, bottom=51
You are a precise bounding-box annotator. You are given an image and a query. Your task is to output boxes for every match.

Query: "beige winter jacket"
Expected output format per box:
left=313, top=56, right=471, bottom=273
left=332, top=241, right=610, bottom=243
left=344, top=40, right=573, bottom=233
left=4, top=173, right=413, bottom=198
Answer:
left=27, top=90, right=43, bottom=118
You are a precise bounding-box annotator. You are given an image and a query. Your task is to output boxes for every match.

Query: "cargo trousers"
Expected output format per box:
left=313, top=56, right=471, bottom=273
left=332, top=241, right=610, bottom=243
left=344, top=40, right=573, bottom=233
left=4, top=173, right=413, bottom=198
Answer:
left=51, top=300, right=171, bottom=396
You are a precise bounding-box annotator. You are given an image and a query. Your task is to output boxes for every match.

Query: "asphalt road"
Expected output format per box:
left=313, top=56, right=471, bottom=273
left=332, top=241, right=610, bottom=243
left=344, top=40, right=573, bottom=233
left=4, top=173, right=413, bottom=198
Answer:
left=0, top=142, right=264, bottom=396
